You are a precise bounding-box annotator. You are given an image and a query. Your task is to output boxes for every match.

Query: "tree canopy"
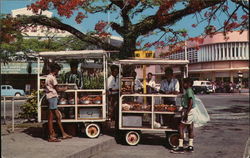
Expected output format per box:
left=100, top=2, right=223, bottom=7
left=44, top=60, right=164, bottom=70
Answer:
left=0, top=35, right=93, bottom=64
left=1, top=0, right=249, bottom=59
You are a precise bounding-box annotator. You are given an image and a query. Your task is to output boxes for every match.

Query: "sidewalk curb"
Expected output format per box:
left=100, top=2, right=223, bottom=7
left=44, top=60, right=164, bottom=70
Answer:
left=67, top=137, right=116, bottom=158
left=243, top=138, right=250, bottom=158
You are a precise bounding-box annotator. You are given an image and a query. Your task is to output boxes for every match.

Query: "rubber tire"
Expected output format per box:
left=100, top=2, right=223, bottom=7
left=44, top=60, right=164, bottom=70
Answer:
left=125, top=131, right=141, bottom=146
left=15, top=93, right=21, bottom=97
left=167, top=132, right=180, bottom=148
left=85, top=123, right=100, bottom=139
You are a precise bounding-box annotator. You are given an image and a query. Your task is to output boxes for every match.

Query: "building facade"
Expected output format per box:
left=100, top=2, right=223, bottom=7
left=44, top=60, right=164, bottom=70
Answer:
left=155, top=30, right=249, bottom=87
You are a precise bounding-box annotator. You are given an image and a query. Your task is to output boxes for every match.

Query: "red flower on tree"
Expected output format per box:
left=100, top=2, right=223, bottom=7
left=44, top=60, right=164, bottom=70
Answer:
left=95, top=21, right=108, bottom=33
left=136, top=41, right=141, bottom=47
left=75, top=12, right=86, bottom=24
left=232, top=13, right=238, bottom=20
left=191, top=24, right=197, bottom=28
left=241, top=14, right=248, bottom=20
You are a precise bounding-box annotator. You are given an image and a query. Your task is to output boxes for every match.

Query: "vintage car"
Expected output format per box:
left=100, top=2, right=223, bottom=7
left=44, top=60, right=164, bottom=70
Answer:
left=1, top=85, right=25, bottom=97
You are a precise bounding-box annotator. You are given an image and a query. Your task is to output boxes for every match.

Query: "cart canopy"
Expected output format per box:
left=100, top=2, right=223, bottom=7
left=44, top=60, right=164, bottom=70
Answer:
left=115, top=59, right=189, bottom=65
left=38, top=50, right=118, bottom=59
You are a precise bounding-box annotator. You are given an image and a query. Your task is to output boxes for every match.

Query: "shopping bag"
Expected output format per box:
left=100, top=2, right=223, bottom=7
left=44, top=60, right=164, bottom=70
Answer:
left=193, top=95, right=210, bottom=127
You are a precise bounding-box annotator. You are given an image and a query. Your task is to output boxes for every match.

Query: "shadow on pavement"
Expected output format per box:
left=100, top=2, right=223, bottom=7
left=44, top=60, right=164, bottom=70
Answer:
left=22, top=126, right=47, bottom=140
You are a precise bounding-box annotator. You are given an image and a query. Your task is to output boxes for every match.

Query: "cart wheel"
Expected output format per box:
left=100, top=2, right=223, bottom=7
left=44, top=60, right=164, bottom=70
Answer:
left=85, top=123, right=100, bottom=139
left=167, top=132, right=180, bottom=148
left=125, top=131, right=140, bottom=146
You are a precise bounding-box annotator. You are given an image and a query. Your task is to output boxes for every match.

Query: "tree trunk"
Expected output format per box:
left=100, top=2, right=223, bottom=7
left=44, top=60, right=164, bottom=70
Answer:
left=118, top=36, right=137, bottom=77
left=119, top=36, right=136, bottom=59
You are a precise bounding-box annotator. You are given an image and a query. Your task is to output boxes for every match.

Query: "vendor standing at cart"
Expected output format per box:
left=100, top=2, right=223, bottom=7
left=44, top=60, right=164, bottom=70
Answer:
left=63, top=60, right=84, bottom=119
left=107, top=65, right=119, bottom=128
left=159, top=67, right=180, bottom=129
left=146, top=72, right=156, bottom=105
left=159, top=67, right=180, bottom=104
left=146, top=72, right=157, bottom=93
left=64, top=60, right=83, bottom=89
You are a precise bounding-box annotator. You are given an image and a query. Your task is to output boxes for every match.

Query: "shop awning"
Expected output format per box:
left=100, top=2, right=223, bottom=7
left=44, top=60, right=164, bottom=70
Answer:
left=115, top=59, right=189, bottom=65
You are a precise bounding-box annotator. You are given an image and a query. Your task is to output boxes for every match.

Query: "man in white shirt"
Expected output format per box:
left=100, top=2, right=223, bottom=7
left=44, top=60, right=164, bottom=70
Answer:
left=107, top=65, right=119, bottom=127
left=159, top=67, right=180, bottom=105
left=146, top=72, right=157, bottom=94
left=159, top=67, right=180, bottom=131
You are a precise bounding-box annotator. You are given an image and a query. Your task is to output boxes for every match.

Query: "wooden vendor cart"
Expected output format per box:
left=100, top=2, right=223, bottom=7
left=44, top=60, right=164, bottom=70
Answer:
left=115, top=59, right=189, bottom=147
left=37, top=50, right=117, bottom=138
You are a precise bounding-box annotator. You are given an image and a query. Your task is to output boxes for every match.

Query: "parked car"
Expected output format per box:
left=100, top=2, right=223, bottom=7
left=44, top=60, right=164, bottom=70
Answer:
left=192, top=86, right=210, bottom=94
left=193, top=80, right=213, bottom=93
left=1, top=85, right=25, bottom=97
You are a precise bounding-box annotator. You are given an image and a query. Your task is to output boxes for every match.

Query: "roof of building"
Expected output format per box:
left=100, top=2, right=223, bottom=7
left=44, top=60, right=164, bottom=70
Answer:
left=11, top=8, right=53, bottom=17
left=38, top=50, right=119, bottom=59
left=156, top=30, right=249, bottom=54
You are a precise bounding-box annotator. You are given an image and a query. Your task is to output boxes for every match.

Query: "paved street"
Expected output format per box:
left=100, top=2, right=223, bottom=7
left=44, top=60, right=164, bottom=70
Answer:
left=91, top=94, right=249, bottom=158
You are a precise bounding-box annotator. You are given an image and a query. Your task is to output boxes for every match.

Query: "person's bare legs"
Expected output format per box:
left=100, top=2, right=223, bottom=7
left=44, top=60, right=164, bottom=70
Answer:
left=171, top=123, right=186, bottom=153
left=54, top=109, right=71, bottom=138
left=48, top=110, right=55, bottom=139
left=179, top=123, right=186, bottom=139
left=178, top=123, right=186, bottom=148
left=187, top=123, right=194, bottom=149
left=187, top=123, right=194, bottom=139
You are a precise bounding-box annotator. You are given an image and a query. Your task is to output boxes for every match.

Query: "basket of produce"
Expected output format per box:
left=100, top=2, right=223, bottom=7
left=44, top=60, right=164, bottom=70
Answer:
left=130, top=102, right=143, bottom=111
left=154, top=104, right=169, bottom=111
left=68, top=98, right=75, bottom=104
left=167, top=105, right=177, bottom=112
left=92, top=96, right=102, bottom=104
left=121, top=77, right=134, bottom=94
left=142, top=105, right=151, bottom=111
left=79, top=96, right=92, bottom=104
left=59, top=98, right=67, bottom=105
left=122, top=103, right=131, bottom=111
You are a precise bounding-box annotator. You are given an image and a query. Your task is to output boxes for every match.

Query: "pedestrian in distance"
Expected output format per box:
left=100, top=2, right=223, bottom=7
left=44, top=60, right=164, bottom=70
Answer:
left=45, top=63, right=72, bottom=142
left=171, top=78, right=195, bottom=153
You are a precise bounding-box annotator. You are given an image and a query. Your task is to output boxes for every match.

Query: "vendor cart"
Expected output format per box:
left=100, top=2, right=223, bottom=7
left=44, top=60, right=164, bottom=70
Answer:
left=37, top=50, right=117, bottom=138
left=115, top=59, right=189, bottom=147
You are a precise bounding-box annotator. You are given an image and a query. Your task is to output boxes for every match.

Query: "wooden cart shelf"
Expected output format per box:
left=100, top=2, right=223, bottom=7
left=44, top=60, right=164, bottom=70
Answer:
left=77, top=118, right=105, bottom=120
left=120, top=127, right=178, bottom=132
left=153, top=111, right=178, bottom=114
left=77, top=104, right=103, bottom=107
left=58, top=105, right=76, bottom=107
left=121, top=94, right=179, bottom=97
left=122, top=111, right=152, bottom=114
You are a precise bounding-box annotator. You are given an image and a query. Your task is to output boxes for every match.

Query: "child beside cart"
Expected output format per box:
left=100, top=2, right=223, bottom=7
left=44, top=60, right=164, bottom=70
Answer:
left=171, top=77, right=210, bottom=153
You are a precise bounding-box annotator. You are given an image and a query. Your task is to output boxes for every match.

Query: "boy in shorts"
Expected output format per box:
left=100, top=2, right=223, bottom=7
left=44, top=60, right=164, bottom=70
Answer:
left=45, top=63, right=72, bottom=142
left=171, top=78, right=195, bottom=153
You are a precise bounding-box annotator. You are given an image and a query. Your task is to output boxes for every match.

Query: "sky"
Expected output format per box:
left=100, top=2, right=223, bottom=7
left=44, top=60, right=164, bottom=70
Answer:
left=0, top=0, right=246, bottom=48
